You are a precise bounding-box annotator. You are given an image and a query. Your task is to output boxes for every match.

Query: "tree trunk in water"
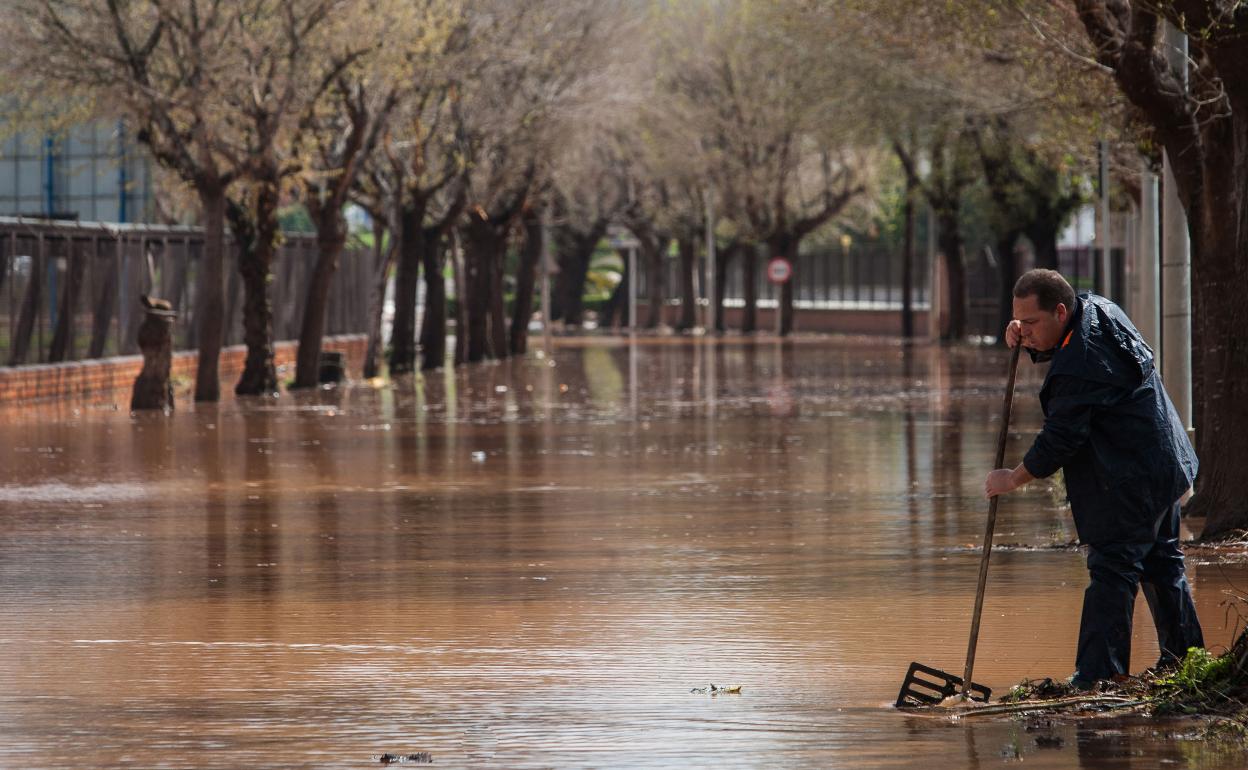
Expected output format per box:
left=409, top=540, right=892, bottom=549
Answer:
left=1186, top=112, right=1248, bottom=537
left=510, top=210, right=541, bottom=356
left=902, top=180, right=916, bottom=338
left=232, top=185, right=280, bottom=396
left=936, top=213, right=968, bottom=341
left=643, top=239, right=664, bottom=329
left=461, top=217, right=504, bottom=363
left=362, top=218, right=392, bottom=379
left=714, top=243, right=738, bottom=334
left=88, top=239, right=118, bottom=359
left=675, top=238, right=697, bottom=331
left=419, top=228, right=447, bottom=371
left=488, top=235, right=508, bottom=360
left=552, top=238, right=585, bottom=326
left=389, top=201, right=424, bottom=375
left=49, top=243, right=87, bottom=362
left=194, top=187, right=227, bottom=401
left=768, top=233, right=797, bottom=336
left=996, top=230, right=1020, bottom=335
left=292, top=213, right=346, bottom=389
left=130, top=308, right=175, bottom=411
left=450, top=230, right=468, bottom=366
left=552, top=228, right=602, bottom=327
left=742, top=244, right=758, bottom=333
left=7, top=251, right=42, bottom=365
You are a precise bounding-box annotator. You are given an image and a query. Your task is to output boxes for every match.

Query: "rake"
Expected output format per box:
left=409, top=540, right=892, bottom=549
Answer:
left=896, top=343, right=1022, bottom=708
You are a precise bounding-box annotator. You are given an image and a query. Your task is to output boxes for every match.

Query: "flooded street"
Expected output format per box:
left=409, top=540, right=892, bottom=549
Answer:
left=1, top=338, right=1244, bottom=769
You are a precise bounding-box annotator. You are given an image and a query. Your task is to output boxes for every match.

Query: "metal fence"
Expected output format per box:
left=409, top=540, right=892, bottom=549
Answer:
left=637, top=241, right=934, bottom=310
left=631, top=233, right=1130, bottom=339
left=0, top=217, right=371, bottom=367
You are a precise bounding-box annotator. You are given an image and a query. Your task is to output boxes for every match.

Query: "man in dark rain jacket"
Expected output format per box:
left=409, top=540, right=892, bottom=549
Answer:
left=984, top=269, right=1203, bottom=688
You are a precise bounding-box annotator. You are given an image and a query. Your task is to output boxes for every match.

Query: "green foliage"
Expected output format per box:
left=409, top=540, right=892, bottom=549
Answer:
left=1157, top=647, right=1235, bottom=699
left=278, top=204, right=315, bottom=234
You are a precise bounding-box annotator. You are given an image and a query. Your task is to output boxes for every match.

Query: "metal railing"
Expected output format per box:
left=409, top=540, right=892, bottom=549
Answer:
left=0, top=217, right=371, bottom=367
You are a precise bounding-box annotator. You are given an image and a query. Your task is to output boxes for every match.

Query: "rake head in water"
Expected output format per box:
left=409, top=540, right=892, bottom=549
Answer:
left=895, top=661, right=991, bottom=708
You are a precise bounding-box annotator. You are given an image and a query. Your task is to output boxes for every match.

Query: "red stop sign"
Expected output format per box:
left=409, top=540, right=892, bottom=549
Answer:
left=767, top=257, right=792, bottom=284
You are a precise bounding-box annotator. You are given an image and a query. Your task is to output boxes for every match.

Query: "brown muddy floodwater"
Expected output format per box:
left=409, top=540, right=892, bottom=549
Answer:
left=1, top=337, right=1245, bottom=769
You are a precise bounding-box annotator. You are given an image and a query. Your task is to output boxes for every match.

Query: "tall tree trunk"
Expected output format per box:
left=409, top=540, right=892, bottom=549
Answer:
left=643, top=238, right=664, bottom=329
left=419, top=227, right=447, bottom=371
left=194, top=186, right=227, bottom=401
left=902, top=178, right=916, bottom=338
left=292, top=211, right=346, bottom=389
left=742, top=243, right=758, bottom=333
left=49, top=243, right=87, bottom=362
left=1069, top=3, right=1248, bottom=535
left=996, top=229, right=1021, bottom=334
left=461, top=216, right=505, bottom=363
left=488, top=234, right=508, bottom=359
left=1025, top=222, right=1060, bottom=271
left=552, top=226, right=603, bottom=327
left=510, top=209, right=542, bottom=356
left=388, top=200, right=425, bottom=375
left=1186, top=110, right=1248, bottom=536
left=675, top=237, right=697, bottom=331
left=362, top=217, right=392, bottom=379
left=936, top=211, right=968, bottom=341
left=450, top=230, right=468, bottom=366
left=714, top=242, right=738, bottom=334
left=231, top=183, right=280, bottom=396
left=768, top=233, right=798, bottom=336
left=7, top=251, right=42, bottom=366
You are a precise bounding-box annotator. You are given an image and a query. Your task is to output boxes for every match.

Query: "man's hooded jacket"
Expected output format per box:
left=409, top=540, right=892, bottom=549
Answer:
left=1021, top=294, right=1198, bottom=545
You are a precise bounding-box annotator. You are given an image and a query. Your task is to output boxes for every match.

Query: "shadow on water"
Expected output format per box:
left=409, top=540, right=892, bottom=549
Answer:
left=0, top=337, right=1244, bottom=769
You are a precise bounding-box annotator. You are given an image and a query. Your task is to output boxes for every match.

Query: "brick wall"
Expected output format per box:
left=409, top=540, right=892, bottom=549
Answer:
left=0, top=334, right=368, bottom=406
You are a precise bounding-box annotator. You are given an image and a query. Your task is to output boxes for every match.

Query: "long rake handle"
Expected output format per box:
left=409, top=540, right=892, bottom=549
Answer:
left=961, top=343, right=1022, bottom=700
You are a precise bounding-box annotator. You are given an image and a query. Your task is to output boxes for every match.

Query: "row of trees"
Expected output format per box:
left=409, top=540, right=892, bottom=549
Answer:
left=2, top=1, right=1098, bottom=385
left=3, top=2, right=1245, bottom=530
left=4, top=0, right=630, bottom=398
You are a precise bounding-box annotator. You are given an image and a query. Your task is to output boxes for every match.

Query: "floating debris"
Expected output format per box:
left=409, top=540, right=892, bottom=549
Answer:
left=374, top=752, right=433, bottom=765
left=690, top=683, right=742, bottom=695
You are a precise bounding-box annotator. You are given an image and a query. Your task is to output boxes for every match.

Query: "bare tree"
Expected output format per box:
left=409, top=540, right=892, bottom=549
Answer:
left=9, top=0, right=247, bottom=400
left=656, top=1, right=871, bottom=336
left=1060, top=0, right=1248, bottom=534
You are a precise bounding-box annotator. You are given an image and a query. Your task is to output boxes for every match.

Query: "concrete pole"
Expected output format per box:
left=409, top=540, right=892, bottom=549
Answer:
left=627, top=177, right=638, bottom=337
left=628, top=246, right=637, bottom=337
left=1137, top=165, right=1162, bottom=359
left=1098, top=139, right=1113, bottom=300
left=1162, top=21, right=1192, bottom=430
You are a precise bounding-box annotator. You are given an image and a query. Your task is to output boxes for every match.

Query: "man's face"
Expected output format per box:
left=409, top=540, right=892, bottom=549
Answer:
left=1013, top=294, right=1069, bottom=351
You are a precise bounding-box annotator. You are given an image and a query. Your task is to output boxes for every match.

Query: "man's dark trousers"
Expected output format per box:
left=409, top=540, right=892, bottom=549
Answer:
left=1075, top=501, right=1204, bottom=682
